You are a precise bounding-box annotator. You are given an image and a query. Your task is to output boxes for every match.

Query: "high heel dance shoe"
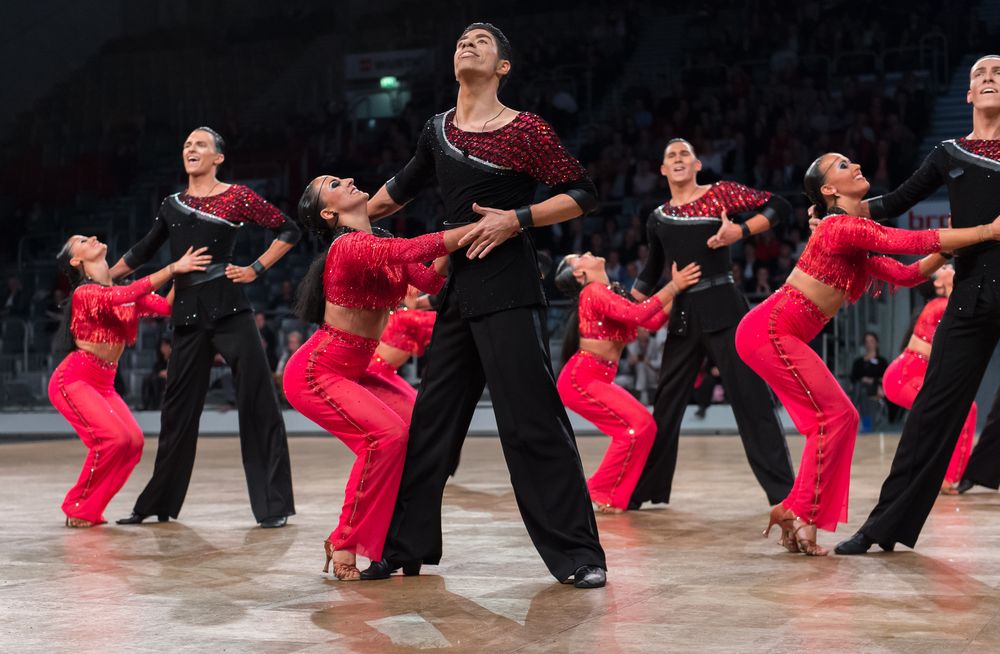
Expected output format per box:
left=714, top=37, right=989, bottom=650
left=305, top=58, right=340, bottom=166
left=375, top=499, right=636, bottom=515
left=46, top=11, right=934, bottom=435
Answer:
left=65, top=517, right=95, bottom=528
left=323, top=539, right=360, bottom=581
left=762, top=505, right=799, bottom=553
left=593, top=502, right=625, bottom=515
left=791, top=520, right=828, bottom=557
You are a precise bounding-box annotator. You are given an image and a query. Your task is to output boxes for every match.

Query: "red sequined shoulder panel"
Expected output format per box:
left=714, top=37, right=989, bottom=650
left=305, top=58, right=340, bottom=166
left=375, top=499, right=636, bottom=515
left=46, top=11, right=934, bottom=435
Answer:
left=324, top=231, right=449, bottom=311
left=955, top=138, right=1000, bottom=163
left=661, top=181, right=771, bottom=218
left=913, top=297, right=948, bottom=343
left=381, top=308, right=437, bottom=356
left=177, top=184, right=285, bottom=228
left=442, top=110, right=587, bottom=186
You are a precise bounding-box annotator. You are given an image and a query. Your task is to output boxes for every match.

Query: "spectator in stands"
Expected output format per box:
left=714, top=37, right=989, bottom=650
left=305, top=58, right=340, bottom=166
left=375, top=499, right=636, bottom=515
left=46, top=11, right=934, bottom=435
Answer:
left=270, top=280, right=296, bottom=317
left=255, top=310, right=278, bottom=371
left=275, top=330, right=303, bottom=375
left=142, top=336, right=172, bottom=410
left=850, top=332, right=889, bottom=433
left=0, top=275, right=30, bottom=318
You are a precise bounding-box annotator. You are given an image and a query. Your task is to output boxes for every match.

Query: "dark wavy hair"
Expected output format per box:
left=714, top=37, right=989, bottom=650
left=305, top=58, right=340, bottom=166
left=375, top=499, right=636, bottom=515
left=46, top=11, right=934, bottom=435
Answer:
left=292, top=178, right=393, bottom=324
left=554, top=255, right=637, bottom=366
left=52, top=238, right=92, bottom=356
left=803, top=154, right=849, bottom=220
left=460, top=22, right=513, bottom=89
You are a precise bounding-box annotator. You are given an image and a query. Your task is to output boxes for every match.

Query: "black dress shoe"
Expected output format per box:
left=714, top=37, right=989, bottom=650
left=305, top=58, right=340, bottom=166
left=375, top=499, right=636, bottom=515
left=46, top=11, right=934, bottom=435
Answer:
left=116, top=512, right=169, bottom=525
left=258, top=515, right=288, bottom=528
left=956, top=478, right=975, bottom=494
left=835, top=531, right=874, bottom=555
left=360, top=558, right=421, bottom=580
left=571, top=565, right=606, bottom=589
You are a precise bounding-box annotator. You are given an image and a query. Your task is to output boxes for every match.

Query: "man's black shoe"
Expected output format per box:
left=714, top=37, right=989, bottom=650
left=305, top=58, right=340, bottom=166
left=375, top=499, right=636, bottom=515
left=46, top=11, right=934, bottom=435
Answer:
left=258, top=516, right=287, bottom=528
left=360, top=558, right=420, bottom=580
left=834, top=531, right=895, bottom=555
left=116, top=512, right=169, bottom=525
left=570, top=565, right=606, bottom=588
left=956, top=479, right=975, bottom=494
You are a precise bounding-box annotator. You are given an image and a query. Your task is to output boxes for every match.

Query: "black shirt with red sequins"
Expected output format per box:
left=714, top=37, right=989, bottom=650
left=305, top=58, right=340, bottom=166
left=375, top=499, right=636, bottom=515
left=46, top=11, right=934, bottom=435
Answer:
left=869, top=138, right=1000, bottom=281
left=635, top=181, right=791, bottom=334
left=387, top=109, right=597, bottom=317
left=124, top=184, right=300, bottom=325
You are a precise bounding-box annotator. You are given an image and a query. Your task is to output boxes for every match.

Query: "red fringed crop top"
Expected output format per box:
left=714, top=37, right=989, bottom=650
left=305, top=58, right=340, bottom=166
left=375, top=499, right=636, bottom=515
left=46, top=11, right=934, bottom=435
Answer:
left=912, top=297, right=947, bottom=344
left=71, top=277, right=171, bottom=345
left=324, top=230, right=448, bottom=310
left=381, top=308, right=437, bottom=356
left=578, top=283, right=668, bottom=343
left=796, top=214, right=941, bottom=304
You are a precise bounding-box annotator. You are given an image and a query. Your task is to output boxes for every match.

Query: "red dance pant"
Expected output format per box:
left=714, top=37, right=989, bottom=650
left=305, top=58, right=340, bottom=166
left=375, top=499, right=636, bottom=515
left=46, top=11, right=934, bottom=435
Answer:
left=48, top=350, right=144, bottom=524
left=557, top=351, right=656, bottom=509
left=736, top=286, right=857, bottom=532
left=282, top=325, right=407, bottom=561
left=359, top=355, right=417, bottom=425
left=883, top=349, right=976, bottom=484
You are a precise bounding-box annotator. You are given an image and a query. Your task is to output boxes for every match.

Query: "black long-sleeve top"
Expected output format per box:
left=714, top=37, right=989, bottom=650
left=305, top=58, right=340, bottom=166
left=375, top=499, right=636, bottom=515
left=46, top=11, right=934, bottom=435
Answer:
left=634, top=181, right=790, bottom=334
left=123, top=184, right=300, bottom=325
left=386, top=109, right=597, bottom=318
left=869, top=138, right=1000, bottom=281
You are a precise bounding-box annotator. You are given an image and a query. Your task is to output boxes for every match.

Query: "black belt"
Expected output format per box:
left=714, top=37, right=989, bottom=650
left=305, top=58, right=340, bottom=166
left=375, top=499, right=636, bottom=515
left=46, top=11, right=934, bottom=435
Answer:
left=686, top=273, right=735, bottom=295
left=174, top=262, right=229, bottom=289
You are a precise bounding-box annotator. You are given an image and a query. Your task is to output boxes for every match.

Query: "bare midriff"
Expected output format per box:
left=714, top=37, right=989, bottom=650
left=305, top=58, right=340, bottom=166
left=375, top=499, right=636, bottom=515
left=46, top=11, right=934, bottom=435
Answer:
left=324, top=303, right=391, bottom=341
left=785, top=269, right=846, bottom=319
left=373, top=342, right=411, bottom=368
left=905, top=335, right=933, bottom=357
left=75, top=341, right=126, bottom=364
left=579, top=338, right=625, bottom=364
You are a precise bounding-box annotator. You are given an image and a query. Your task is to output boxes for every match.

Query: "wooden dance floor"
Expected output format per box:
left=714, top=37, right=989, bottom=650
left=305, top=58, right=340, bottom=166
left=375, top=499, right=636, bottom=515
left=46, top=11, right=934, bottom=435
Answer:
left=5, top=433, right=1000, bottom=653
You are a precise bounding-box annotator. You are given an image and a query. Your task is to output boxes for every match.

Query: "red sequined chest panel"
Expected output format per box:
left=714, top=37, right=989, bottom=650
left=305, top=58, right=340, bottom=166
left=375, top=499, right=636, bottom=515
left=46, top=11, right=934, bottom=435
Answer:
left=913, top=297, right=947, bottom=343
left=381, top=309, right=437, bottom=356
left=955, top=138, right=1000, bottom=163
left=661, top=181, right=771, bottom=219
left=323, top=231, right=448, bottom=311
left=578, top=283, right=667, bottom=343
left=178, top=184, right=285, bottom=228
left=442, top=110, right=587, bottom=186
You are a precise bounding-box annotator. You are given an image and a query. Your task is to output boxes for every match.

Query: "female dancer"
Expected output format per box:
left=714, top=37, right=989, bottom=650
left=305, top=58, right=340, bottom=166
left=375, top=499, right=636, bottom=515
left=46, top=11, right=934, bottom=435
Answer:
left=358, top=286, right=437, bottom=425
left=735, top=153, right=1000, bottom=556
left=282, top=175, right=475, bottom=580
left=50, top=235, right=210, bottom=527
left=555, top=253, right=701, bottom=513
left=883, top=264, right=976, bottom=495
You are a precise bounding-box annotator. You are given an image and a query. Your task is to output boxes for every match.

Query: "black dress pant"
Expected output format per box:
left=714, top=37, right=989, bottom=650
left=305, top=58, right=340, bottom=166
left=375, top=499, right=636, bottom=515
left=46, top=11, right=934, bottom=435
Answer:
left=382, top=292, right=606, bottom=581
left=862, top=277, right=1000, bottom=547
left=630, top=308, right=794, bottom=507
left=960, top=384, right=1000, bottom=488
left=133, top=310, right=295, bottom=522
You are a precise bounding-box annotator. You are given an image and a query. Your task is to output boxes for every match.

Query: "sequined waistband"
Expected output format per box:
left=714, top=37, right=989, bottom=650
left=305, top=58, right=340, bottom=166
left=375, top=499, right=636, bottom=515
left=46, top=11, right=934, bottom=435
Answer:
left=775, top=285, right=829, bottom=324
left=319, top=323, right=379, bottom=353
left=574, top=350, right=619, bottom=367
left=902, top=348, right=930, bottom=362
left=69, top=349, right=119, bottom=370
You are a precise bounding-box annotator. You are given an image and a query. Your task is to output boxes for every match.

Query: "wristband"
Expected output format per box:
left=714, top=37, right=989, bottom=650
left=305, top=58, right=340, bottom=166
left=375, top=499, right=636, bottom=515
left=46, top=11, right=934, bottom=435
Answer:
left=251, top=260, right=267, bottom=276
left=740, top=222, right=752, bottom=239
left=515, top=206, right=533, bottom=230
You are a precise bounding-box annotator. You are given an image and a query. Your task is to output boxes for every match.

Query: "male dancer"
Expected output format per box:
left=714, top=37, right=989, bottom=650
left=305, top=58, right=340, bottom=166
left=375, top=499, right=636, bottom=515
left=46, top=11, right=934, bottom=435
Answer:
left=629, top=138, right=795, bottom=509
left=112, top=127, right=299, bottom=528
left=838, top=55, right=1000, bottom=554
left=362, top=23, right=607, bottom=587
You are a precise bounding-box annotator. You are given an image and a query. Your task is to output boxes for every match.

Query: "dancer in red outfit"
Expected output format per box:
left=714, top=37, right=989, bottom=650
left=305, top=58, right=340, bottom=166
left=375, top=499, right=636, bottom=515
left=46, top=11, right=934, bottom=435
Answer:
left=281, top=175, right=475, bottom=580
left=555, top=254, right=700, bottom=512
left=735, top=152, right=1000, bottom=555
left=50, top=235, right=210, bottom=527
left=882, top=265, right=976, bottom=494
left=359, top=289, right=438, bottom=424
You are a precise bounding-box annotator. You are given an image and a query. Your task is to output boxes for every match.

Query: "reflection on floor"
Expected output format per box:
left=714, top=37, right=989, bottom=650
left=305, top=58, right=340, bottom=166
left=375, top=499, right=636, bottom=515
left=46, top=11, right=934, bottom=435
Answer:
left=3, top=434, right=1000, bottom=653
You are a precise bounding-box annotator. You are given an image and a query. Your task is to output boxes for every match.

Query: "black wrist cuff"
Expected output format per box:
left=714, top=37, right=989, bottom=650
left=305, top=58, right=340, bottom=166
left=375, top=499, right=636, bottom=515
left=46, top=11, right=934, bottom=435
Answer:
left=516, top=206, right=533, bottom=230
left=251, top=260, right=267, bottom=276
left=740, top=223, right=752, bottom=239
